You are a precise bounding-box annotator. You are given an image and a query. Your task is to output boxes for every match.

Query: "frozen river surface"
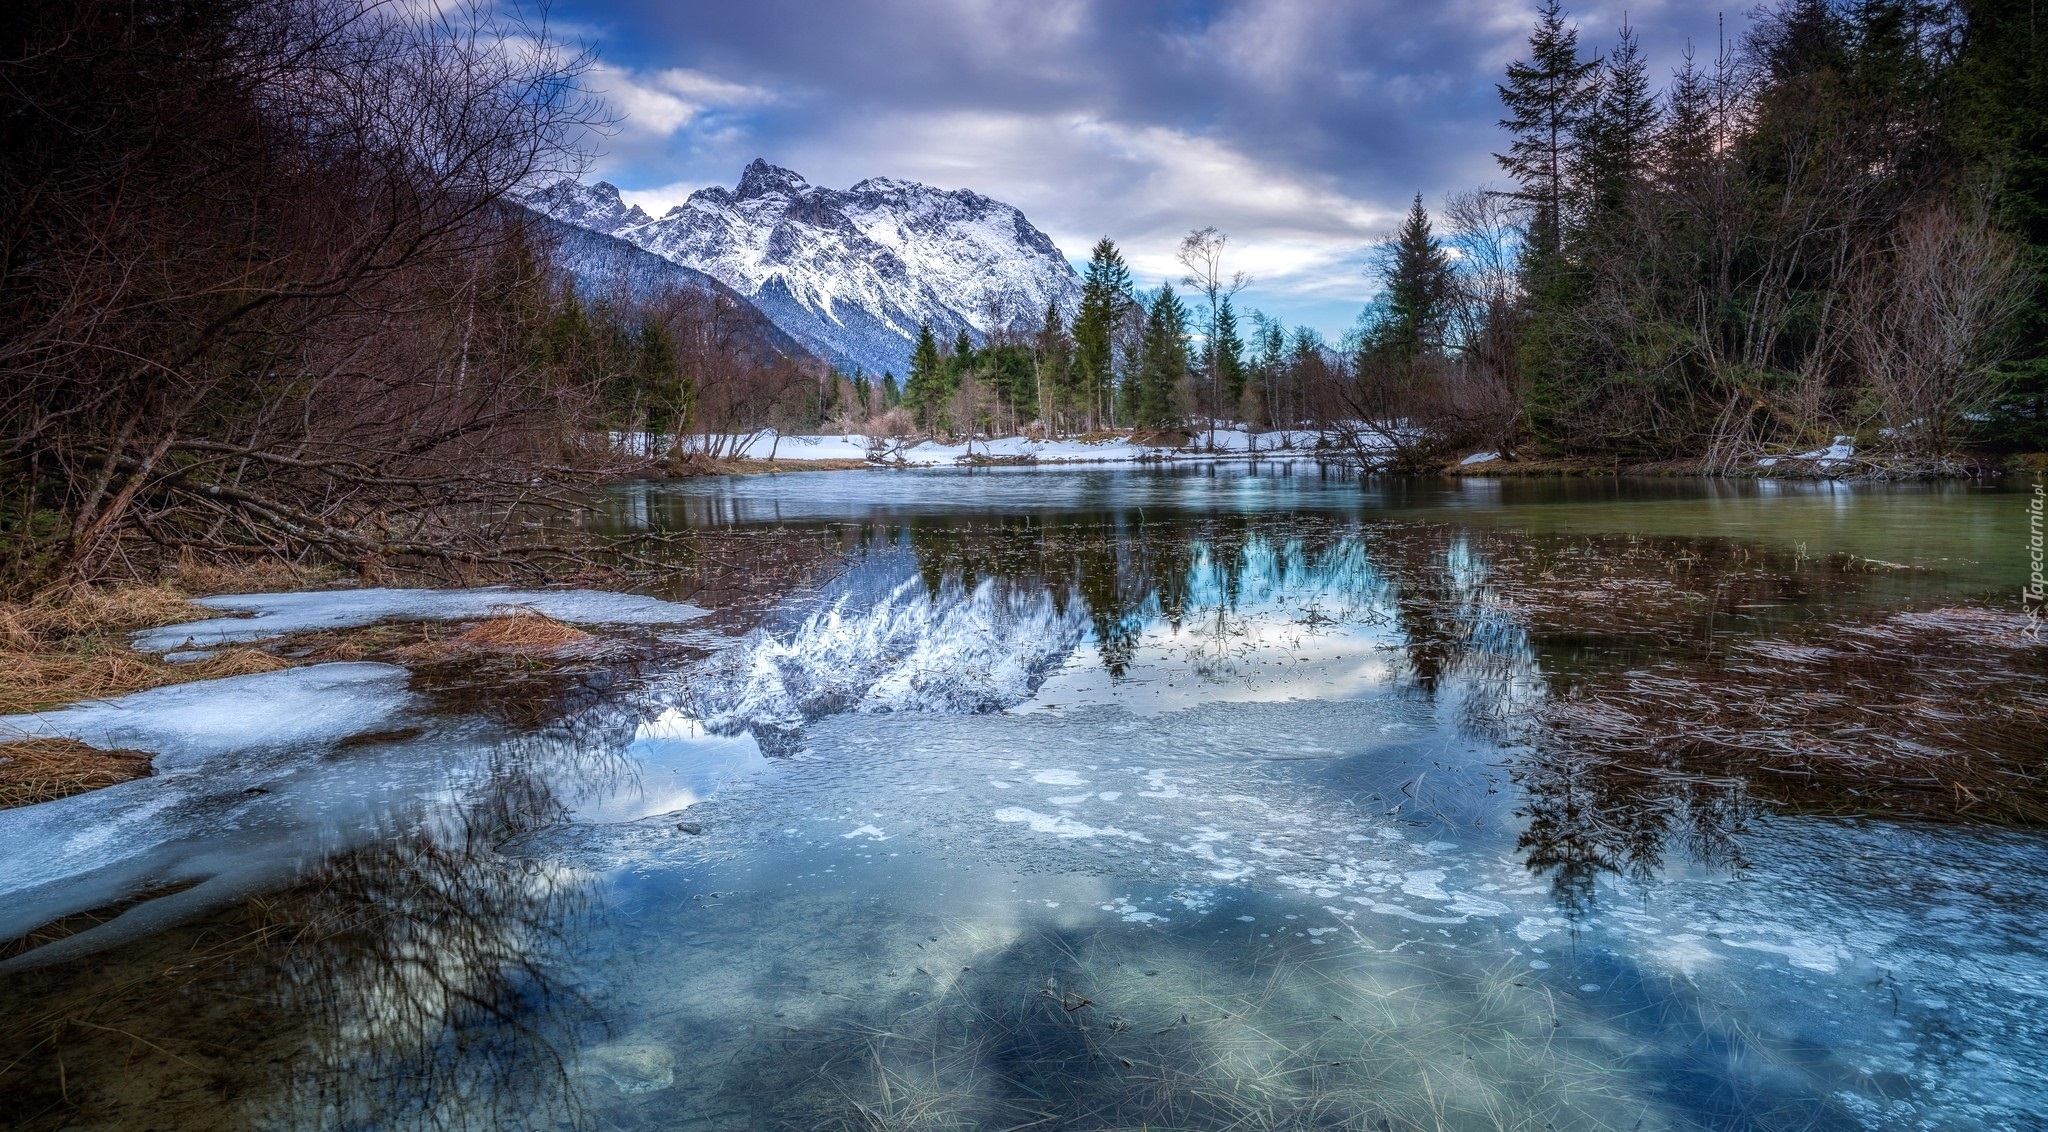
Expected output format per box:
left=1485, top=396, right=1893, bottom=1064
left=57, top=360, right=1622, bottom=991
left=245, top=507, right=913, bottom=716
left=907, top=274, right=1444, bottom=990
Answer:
left=1, top=467, right=2042, bottom=1131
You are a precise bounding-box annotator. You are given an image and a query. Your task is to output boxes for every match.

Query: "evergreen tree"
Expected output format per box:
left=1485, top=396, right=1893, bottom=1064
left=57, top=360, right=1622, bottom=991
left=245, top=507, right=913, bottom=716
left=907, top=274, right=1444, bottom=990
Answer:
left=1954, top=0, right=2048, bottom=447
left=1071, top=238, right=1134, bottom=430
left=950, top=329, right=976, bottom=378
left=1655, top=44, right=1718, bottom=188
left=881, top=372, right=901, bottom=409
left=903, top=322, right=944, bottom=429
left=1497, top=0, right=1600, bottom=259
left=1131, top=285, right=1189, bottom=430
left=1034, top=300, right=1074, bottom=428
left=1368, top=194, right=1456, bottom=360
left=1212, top=297, right=1248, bottom=408
left=1577, top=20, right=1660, bottom=222
left=633, top=319, right=684, bottom=433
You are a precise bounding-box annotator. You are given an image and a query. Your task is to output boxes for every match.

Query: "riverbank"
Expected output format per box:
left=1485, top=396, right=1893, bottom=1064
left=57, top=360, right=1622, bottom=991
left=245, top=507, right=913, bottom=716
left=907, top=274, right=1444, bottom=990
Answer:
left=644, top=428, right=2037, bottom=480
left=0, top=568, right=708, bottom=809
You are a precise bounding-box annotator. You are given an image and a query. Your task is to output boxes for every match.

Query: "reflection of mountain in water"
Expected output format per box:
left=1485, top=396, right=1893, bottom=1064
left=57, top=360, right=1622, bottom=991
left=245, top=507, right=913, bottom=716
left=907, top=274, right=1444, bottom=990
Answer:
left=676, top=514, right=1858, bottom=915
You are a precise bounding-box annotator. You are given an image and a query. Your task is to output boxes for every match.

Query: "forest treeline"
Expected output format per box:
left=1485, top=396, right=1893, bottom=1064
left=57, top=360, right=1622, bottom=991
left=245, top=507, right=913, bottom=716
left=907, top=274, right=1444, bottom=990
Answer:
left=882, top=0, right=2046, bottom=471
left=2, top=0, right=2042, bottom=590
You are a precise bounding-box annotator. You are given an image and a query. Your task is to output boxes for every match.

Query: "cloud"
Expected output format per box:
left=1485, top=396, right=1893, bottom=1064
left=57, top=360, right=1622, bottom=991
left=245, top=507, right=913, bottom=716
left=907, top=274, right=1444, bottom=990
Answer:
left=588, top=64, right=773, bottom=136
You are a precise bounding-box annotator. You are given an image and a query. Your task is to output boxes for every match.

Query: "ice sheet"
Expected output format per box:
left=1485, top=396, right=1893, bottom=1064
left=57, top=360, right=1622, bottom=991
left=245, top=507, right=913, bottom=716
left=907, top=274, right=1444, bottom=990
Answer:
left=131, top=586, right=707, bottom=651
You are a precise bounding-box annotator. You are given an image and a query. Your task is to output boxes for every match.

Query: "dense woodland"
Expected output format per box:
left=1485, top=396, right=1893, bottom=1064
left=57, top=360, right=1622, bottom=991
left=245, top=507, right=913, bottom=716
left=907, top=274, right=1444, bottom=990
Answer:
left=2, top=0, right=2043, bottom=589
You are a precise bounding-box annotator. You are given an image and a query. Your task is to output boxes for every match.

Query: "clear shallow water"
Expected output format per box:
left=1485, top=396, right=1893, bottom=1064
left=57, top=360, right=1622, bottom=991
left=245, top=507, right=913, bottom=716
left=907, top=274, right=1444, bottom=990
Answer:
left=2, top=466, right=2043, bottom=1131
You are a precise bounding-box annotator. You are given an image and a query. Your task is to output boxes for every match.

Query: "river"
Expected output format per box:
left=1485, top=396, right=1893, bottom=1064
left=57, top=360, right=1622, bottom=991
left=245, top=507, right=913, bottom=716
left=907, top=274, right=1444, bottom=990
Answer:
left=2, top=466, right=2042, bottom=1131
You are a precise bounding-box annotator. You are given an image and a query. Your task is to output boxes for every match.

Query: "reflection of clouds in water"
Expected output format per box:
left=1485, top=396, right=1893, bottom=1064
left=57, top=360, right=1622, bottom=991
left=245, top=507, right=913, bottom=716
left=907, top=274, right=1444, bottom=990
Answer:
left=568, top=710, right=766, bottom=825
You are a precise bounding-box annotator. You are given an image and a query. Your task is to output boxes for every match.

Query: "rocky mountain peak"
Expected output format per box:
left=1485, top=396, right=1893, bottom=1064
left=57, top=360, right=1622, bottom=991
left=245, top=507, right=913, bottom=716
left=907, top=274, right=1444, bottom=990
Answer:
left=525, top=160, right=1080, bottom=377
left=521, top=179, right=650, bottom=235
left=735, top=159, right=811, bottom=201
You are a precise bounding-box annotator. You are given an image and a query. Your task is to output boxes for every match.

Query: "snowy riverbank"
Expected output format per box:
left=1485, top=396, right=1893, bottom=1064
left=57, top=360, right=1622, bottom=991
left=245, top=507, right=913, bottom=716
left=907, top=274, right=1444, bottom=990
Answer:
left=626, top=427, right=1363, bottom=467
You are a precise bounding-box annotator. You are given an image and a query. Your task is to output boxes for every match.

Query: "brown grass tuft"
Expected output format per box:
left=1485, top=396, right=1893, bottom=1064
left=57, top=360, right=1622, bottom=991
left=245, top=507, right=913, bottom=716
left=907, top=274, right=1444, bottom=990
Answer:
left=453, top=608, right=592, bottom=652
left=0, top=737, right=153, bottom=809
left=193, top=648, right=292, bottom=678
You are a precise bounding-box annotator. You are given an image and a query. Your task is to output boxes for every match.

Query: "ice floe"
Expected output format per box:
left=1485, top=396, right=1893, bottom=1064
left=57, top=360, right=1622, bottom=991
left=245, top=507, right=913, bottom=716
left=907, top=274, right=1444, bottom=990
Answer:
left=132, top=586, right=707, bottom=652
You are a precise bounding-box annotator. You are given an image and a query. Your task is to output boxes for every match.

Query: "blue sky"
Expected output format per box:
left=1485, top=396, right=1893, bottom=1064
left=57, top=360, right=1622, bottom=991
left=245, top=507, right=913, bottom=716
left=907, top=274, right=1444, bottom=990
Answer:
left=543, top=0, right=1748, bottom=340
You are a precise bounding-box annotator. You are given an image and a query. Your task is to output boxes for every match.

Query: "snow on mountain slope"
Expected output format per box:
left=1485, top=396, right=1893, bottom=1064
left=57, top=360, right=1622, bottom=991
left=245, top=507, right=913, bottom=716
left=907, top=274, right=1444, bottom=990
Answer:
left=520, top=208, right=814, bottom=367
left=524, top=161, right=1080, bottom=377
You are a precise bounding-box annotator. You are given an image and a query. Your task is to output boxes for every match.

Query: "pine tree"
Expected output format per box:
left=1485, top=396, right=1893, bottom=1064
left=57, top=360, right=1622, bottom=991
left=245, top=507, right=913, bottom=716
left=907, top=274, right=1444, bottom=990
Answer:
left=1372, top=194, right=1456, bottom=360
left=1132, top=285, right=1189, bottom=431
left=881, top=373, right=901, bottom=409
left=1655, top=44, right=1717, bottom=188
left=1497, top=0, right=1599, bottom=260
left=1071, top=238, right=1134, bottom=431
left=1034, top=300, right=1074, bottom=430
left=633, top=319, right=684, bottom=433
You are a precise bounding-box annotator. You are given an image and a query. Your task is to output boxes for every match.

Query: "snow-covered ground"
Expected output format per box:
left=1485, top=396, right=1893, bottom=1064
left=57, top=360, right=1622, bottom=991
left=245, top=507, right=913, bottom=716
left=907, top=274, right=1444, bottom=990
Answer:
left=632, top=427, right=1371, bottom=467
left=1757, top=435, right=1856, bottom=469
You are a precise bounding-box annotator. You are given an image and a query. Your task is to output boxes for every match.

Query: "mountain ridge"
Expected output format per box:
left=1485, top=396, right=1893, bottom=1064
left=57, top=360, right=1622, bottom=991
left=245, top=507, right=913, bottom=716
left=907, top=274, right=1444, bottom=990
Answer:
left=524, top=160, right=1080, bottom=376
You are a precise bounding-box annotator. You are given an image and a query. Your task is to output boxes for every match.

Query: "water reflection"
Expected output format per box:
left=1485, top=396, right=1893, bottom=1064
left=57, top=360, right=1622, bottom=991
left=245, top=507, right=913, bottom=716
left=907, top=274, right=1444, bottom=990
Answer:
left=6, top=469, right=2045, bottom=1130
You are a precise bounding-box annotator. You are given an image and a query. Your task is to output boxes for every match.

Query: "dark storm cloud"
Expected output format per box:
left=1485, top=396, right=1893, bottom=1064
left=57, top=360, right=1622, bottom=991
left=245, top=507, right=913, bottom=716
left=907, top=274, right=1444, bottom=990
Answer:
left=548, top=0, right=1744, bottom=333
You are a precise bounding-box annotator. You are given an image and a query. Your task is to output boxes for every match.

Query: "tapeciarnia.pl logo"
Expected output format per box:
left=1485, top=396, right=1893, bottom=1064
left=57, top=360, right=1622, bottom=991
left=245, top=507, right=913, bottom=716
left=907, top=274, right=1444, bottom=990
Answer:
left=2029, top=478, right=2045, bottom=610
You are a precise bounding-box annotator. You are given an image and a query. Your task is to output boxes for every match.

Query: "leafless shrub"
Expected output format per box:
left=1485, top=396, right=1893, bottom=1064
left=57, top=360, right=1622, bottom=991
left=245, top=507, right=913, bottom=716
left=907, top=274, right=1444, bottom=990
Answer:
left=1849, top=196, right=2028, bottom=457
left=1, top=0, right=610, bottom=591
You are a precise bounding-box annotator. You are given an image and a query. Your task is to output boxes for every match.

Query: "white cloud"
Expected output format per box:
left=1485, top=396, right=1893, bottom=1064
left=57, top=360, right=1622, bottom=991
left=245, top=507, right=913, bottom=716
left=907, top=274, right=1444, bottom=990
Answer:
left=590, top=64, right=774, bottom=137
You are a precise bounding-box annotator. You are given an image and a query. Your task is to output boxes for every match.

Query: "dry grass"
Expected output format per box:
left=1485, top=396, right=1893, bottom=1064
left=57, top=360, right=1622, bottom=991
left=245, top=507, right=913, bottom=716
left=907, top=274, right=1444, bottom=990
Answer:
left=379, top=608, right=595, bottom=664
left=454, top=608, right=593, bottom=650
left=0, top=570, right=303, bottom=718
left=0, top=737, right=154, bottom=808
left=1525, top=602, right=2048, bottom=826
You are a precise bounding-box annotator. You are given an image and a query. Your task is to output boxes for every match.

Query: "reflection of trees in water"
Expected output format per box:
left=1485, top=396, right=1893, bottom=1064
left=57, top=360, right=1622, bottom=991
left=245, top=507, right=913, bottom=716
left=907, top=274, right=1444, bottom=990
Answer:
left=0, top=690, right=644, bottom=1132
left=262, top=706, right=645, bottom=1130
left=882, top=516, right=1823, bottom=917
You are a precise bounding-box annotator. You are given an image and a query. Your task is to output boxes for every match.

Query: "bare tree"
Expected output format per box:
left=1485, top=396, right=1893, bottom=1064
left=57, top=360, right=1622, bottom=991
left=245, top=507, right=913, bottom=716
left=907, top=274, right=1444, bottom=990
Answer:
left=1848, top=198, right=2026, bottom=459
left=1, top=0, right=611, bottom=588
left=1176, top=227, right=1251, bottom=445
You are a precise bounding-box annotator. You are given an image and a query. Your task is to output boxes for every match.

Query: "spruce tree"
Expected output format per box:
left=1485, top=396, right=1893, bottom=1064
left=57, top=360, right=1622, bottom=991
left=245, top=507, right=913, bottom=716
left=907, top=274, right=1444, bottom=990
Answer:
left=1497, top=0, right=1599, bottom=259
left=1034, top=300, right=1074, bottom=430
left=1577, top=20, right=1660, bottom=224
left=1132, top=285, right=1189, bottom=431
left=903, top=323, right=943, bottom=430
left=1213, top=297, right=1248, bottom=409
left=1376, top=194, right=1455, bottom=360
left=1072, top=238, right=1134, bottom=431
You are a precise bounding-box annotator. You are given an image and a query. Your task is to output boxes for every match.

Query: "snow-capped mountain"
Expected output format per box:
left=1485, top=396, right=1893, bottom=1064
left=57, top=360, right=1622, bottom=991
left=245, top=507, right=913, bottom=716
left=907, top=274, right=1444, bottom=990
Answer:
left=524, top=160, right=1080, bottom=377
left=521, top=211, right=813, bottom=367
